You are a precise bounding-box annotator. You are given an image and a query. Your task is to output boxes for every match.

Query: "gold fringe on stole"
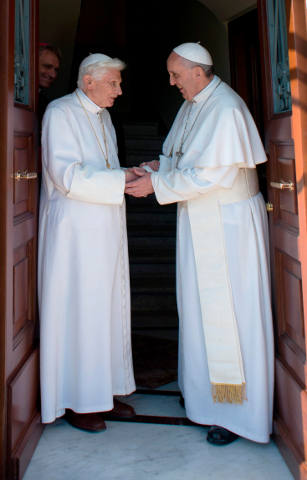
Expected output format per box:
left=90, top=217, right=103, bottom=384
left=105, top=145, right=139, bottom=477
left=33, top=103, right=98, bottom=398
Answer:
left=212, top=383, right=246, bottom=404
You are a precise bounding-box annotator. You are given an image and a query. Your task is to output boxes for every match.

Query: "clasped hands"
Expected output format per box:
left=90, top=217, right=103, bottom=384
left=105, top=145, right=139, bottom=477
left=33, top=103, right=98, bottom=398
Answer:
left=124, top=160, right=159, bottom=198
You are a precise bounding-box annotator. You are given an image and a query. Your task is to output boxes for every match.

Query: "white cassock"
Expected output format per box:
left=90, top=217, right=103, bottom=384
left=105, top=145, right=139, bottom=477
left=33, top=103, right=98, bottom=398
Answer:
left=151, top=75, right=274, bottom=443
left=38, top=88, right=136, bottom=424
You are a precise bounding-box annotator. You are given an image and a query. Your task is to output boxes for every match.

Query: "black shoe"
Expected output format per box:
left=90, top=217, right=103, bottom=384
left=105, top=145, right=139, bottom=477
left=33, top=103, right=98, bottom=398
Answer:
left=65, top=410, right=106, bottom=432
left=207, top=426, right=239, bottom=446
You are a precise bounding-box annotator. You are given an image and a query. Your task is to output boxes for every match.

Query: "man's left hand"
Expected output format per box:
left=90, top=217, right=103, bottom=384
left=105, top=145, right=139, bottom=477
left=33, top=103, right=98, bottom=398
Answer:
left=125, top=172, right=154, bottom=197
left=125, top=169, right=141, bottom=183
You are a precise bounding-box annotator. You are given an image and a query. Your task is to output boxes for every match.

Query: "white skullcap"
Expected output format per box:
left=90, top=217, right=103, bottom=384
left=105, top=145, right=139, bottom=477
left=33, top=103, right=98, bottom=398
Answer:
left=173, top=43, right=213, bottom=66
left=80, top=53, right=113, bottom=68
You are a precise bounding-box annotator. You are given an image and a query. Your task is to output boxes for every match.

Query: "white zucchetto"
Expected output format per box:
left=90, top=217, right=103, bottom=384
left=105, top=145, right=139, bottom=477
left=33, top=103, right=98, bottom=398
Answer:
left=173, top=43, right=213, bottom=66
left=79, top=53, right=113, bottom=68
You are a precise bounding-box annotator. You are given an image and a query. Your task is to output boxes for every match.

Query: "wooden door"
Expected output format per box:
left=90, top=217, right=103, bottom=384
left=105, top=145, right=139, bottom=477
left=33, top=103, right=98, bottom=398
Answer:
left=258, top=0, right=307, bottom=478
left=0, top=0, right=43, bottom=479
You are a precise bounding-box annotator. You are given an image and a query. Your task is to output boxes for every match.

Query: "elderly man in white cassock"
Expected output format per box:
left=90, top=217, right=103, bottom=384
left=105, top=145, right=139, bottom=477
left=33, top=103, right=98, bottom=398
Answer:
left=38, top=53, right=137, bottom=432
left=125, top=43, right=274, bottom=445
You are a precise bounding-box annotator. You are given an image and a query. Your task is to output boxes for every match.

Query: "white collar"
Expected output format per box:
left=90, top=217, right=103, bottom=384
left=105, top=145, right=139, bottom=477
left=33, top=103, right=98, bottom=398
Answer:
left=193, top=75, right=221, bottom=104
left=75, top=88, right=105, bottom=115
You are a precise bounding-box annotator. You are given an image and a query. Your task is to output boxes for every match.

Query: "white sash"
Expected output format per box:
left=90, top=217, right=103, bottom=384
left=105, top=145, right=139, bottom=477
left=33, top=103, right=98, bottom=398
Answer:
left=187, top=168, right=259, bottom=403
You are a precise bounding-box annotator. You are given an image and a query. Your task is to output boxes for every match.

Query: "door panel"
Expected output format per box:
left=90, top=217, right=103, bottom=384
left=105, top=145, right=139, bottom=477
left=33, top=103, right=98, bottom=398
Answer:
left=269, top=142, right=298, bottom=229
left=12, top=130, right=37, bottom=360
left=275, top=361, right=307, bottom=466
left=0, top=0, right=42, bottom=478
left=258, top=0, right=307, bottom=478
left=14, top=135, right=34, bottom=215
left=8, top=351, right=42, bottom=479
left=275, top=250, right=305, bottom=375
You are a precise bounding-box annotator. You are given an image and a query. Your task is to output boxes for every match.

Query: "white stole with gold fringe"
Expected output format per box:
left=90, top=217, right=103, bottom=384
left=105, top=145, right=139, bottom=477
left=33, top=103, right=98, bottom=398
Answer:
left=187, top=168, right=259, bottom=403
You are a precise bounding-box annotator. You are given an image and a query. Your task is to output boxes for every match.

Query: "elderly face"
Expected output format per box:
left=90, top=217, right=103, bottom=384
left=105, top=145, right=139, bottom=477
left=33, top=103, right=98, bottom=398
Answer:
left=83, top=68, right=122, bottom=108
left=39, top=50, right=60, bottom=89
left=167, top=52, right=200, bottom=101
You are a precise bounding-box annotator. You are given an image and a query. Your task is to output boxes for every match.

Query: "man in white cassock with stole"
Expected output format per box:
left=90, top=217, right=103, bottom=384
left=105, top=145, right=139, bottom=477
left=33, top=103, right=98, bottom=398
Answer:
left=125, top=43, right=274, bottom=445
left=38, top=53, right=137, bottom=432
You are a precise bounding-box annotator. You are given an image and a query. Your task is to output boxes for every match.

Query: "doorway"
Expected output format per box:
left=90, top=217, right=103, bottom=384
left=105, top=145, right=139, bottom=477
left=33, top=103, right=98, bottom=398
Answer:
left=37, top=0, right=234, bottom=421
left=8, top=0, right=306, bottom=478
left=37, top=0, right=266, bottom=424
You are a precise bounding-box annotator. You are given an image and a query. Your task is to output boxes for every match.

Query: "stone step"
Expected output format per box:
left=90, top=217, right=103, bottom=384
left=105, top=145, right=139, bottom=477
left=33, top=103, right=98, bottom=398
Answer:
left=125, top=193, right=159, bottom=208
left=132, top=312, right=178, bottom=329
left=129, top=257, right=175, bottom=266
left=131, top=292, right=177, bottom=312
left=131, top=278, right=176, bottom=291
left=127, top=211, right=176, bottom=236
left=126, top=194, right=177, bottom=214
left=127, top=227, right=176, bottom=238
left=130, top=254, right=175, bottom=264
left=128, top=237, right=175, bottom=263
left=130, top=262, right=175, bottom=277
left=126, top=202, right=176, bottom=213
left=129, top=236, right=175, bottom=249
left=124, top=121, right=177, bottom=330
left=130, top=265, right=175, bottom=292
left=131, top=285, right=175, bottom=296
left=126, top=197, right=174, bottom=211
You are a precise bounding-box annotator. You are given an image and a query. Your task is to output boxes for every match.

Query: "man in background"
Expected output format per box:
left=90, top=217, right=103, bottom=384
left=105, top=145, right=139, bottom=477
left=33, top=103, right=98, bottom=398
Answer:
left=38, top=43, right=61, bottom=123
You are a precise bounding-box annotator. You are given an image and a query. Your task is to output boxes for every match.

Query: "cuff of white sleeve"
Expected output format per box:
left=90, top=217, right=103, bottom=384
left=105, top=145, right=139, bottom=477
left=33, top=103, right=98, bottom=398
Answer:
left=150, top=172, right=170, bottom=205
left=68, top=166, right=125, bottom=205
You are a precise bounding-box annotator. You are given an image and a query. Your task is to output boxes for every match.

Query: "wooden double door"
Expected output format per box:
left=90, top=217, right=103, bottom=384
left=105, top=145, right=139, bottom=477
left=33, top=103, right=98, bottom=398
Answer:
left=0, top=0, right=307, bottom=478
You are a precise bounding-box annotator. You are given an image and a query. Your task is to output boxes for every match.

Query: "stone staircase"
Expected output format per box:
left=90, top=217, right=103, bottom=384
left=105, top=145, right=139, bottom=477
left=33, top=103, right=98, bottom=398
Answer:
left=123, top=121, right=178, bottom=332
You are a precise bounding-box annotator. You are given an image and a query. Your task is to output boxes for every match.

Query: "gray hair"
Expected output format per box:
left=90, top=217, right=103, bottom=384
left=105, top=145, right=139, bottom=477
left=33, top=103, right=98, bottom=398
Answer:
left=39, top=44, right=62, bottom=62
left=182, top=57, right=214, bottom=78
left=77, top=58, right=126, bottom=89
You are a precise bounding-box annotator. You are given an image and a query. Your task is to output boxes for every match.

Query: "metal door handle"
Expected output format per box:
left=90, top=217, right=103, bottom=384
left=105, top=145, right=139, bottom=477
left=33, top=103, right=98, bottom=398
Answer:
left=270, top=180, right=294, bottom=191
left=13, top=170, right=38, bottom=181
left=266, top=202, right=274, bottom=212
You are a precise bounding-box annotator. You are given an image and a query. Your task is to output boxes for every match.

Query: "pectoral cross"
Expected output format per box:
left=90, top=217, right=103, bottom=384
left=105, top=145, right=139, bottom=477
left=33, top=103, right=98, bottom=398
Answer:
left=175, top=148, right=184, bottom=166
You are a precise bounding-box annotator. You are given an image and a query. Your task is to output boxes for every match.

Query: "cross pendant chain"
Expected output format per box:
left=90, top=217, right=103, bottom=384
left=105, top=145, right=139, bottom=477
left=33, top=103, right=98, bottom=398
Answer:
left=175, top=103, right=193, bottom=163
left=171, top=79, right=222, bottom=165
left=176, top=149, right=184, bottom=160
left=175, top=148, right=184, bottom=166
left=97, top=113, right=111, bottom=169
left=75, top=90, right=111, bottom=169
